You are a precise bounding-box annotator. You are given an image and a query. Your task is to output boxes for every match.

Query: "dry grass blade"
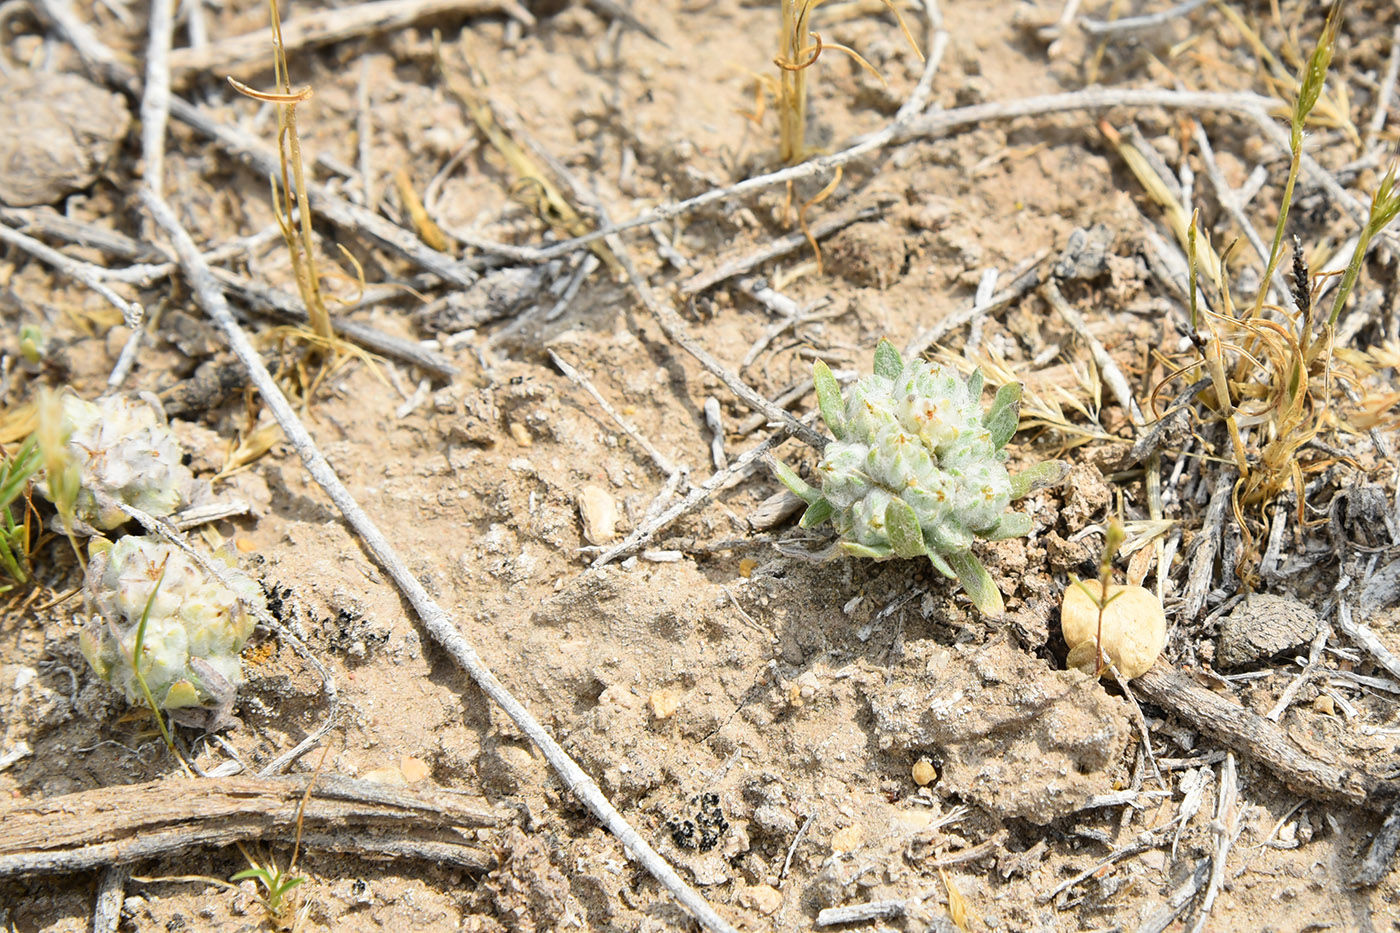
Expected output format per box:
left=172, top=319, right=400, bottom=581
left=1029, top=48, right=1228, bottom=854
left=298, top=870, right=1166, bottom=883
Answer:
left=438, top=38, right=622, bottom=277
left=1101, top=120, right=1223, bottom=290
left=771, top=0, right=923, bottom=165
left=228, top=0, right=336, bottom=347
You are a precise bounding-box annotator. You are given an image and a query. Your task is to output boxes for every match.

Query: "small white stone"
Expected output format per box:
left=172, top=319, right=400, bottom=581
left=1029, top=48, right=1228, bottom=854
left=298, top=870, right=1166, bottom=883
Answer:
left=578, top=484, right=619, bottom=544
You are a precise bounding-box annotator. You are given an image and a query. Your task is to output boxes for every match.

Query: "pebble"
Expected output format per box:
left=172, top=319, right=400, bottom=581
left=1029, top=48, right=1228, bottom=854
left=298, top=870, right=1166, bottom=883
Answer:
left=0, top=73, right=129, bottom=207
left=738, top=884, right=783, bottom=915
left=577, top=484, right=618, bottom=544
left=829, top=825, right=863, bottom=854
left=648, top=687, right=681, bottom=720
left=1217, top=593, right=1318, bottom=668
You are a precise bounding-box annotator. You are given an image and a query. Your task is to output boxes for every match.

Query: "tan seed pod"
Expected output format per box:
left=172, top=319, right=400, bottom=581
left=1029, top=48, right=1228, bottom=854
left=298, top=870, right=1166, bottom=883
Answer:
left=1060, top=580, right=1166, bottom=679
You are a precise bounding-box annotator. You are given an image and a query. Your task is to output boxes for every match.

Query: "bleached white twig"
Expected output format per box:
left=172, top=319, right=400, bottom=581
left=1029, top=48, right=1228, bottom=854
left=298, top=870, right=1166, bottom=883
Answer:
left=140, top=0, right=175, bottom=196
left=1364, top=26, right=1400, bottom=153
left=1043, top=279, right=1144, bottom=425
left=141, top=188, right=740, bottom=933
left=1079, top=0, right=1208, bottom=36
left=93, top=866, right=127, bottom=933
left=1265, top=616, right=1332, bottom=722
left=0, top=222, right=144, bottom=328
left=473, top=17, right=949, bottom=269
left=1335, top=601, right=1400, bottom=682
left=1134, top=858, right=1210, bottom=933
left=592, top=431, right=789, bottom=568
left=1187, top=753, right=1243, bottom=933
left=904, top=252, right=1046, bottom=358
left=549, top=350, right=679, bottom=477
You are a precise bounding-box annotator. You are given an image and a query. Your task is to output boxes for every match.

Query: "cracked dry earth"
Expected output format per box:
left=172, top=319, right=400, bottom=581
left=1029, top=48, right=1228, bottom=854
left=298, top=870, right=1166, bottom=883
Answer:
left=2, top=0, right=1400, bottom=931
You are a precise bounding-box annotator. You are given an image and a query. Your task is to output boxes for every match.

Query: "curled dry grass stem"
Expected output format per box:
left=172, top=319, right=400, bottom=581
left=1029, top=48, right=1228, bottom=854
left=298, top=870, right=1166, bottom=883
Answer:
left=229, top=0, right=349, bottom=353
left=1125, top=2, right=1400, bottom=584
left=773, top=0, right=922, bottom=165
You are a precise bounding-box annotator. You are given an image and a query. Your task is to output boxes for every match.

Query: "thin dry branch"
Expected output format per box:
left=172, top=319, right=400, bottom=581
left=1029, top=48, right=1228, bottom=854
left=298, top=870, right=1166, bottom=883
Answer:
left=214, top=268, right=459, bottom=377
left=0, top=222, right=144, bottom=326
left=167, top=0, right=534, bottom=81
left=486, top=20, right=950, bottom=266
left=1078, top=0, right=1208, bottom=37
left=1354, top=801, right=1400, bottom=887
left=1043, top=279, right=1144, bottom=425
left=903, top=252, right=1047, bottom=358
left=584, top=179, right=829, bottom=449
left=679, top=201, right=889, bottom=295
left=590, top=429, right=790, bottom=567
left=1335, top=601, right=1400, bottom=682
left=1365, top=26, right=1400, bottom=153
left=141, top=189, right=743, bottom=933
left=1181, top=469, right=1233, bottom=620
left=1187, top=753, right=1242, bottom=933
left=29, top=0, right=483, bottom=286
left=1134, top=663, right=1399, bottom=810
left=94, top=866, right=126, bottom=933
left=549, top=350, right=678, bottom=476
left=0, top=774, right=501, bottom=877
left=140, top=0, right=175, bottom=195
left=1135, top=858, right=1210, bottom=933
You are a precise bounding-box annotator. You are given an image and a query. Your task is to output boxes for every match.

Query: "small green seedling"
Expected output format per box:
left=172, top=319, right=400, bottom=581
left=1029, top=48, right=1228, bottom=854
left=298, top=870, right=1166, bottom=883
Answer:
left=233, top=846, right=307, bottom=929
left=232, top=744, right=326, bottom=931
left=0, top=436, right=41, bottom=591
left=771, top=339, right=1066, bottom=617
left=18, top=324, right=46, bottom=366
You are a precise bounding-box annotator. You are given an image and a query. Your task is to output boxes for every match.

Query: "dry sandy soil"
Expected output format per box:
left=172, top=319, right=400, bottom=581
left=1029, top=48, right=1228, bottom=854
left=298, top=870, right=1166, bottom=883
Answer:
left=2, top=0, right=1400, bottom=930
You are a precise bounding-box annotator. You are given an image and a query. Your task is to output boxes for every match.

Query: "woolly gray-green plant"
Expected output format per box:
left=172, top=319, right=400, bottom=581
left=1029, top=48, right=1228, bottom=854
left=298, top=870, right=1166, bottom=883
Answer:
left=771, top=340, right=1065, bottom=617
left=38, top=393, right=196, bottom=532
left=80, top=535, right=262, bottom=716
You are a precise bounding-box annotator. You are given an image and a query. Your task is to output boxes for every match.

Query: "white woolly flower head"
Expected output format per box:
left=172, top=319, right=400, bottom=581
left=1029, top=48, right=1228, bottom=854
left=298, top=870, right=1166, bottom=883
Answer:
left=80, top=535, right=263, bottom=715
left=39, top=393, right=196, bottom=531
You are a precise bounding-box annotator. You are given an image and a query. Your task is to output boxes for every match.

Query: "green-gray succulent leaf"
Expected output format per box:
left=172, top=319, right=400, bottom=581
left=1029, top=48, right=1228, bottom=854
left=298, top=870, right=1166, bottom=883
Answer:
left=983, top=511, right=1032, bottom=541
left=925, top=549, right=956, bottom=579
left=966, top=368, right=984, bottom=402
left=813, top=360, right=847, bottom=439
left=840, top=540, right=893, bottom=559
left=985, top=383, right=1022, bottom=450
left=800, top=496, right=834, bottom=528
left=1009, top=459, right=1070, bottom=499
left=873, top=339, right=903, bottom=380
left=768, top=455, right=821, bottom=505
left=946, top=549, right=1005, bottom=618
left=884, top=497, right=926, bottom=558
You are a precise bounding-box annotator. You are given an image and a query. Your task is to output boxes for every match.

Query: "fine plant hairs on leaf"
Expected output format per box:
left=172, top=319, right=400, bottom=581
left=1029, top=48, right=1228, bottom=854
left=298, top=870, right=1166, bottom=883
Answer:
left=770, top=339, right=1066, bottom=617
